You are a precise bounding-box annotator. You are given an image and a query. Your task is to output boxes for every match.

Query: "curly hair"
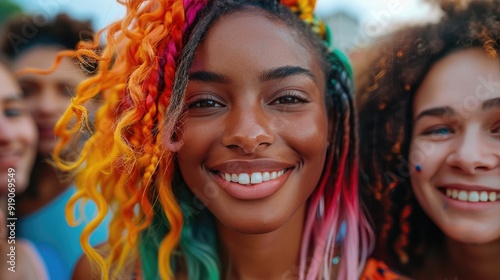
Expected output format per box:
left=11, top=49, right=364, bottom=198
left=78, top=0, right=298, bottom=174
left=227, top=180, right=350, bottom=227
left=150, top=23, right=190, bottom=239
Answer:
left=51, top=0, right=372, bottom=279
left=357, top=0, right=500, bottom=274
left=0, top=13, right=97, bottom=73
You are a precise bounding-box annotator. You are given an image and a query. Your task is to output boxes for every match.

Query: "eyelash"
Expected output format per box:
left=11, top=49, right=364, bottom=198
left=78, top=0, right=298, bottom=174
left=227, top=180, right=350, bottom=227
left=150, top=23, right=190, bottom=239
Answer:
left=271, top=91, right=309, bottom=105
left=186, top=91, right=309, bottom=109
left=492, top=122, right=500, bottom=136
left=187, top=98, right=223, bottom=108
left=422, top=126, right=453, bottom=136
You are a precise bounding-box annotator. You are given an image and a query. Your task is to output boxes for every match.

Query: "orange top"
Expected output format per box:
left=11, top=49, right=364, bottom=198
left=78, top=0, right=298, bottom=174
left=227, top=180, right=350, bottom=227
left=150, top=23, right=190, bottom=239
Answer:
left=360, top=258, right=402, bottom=280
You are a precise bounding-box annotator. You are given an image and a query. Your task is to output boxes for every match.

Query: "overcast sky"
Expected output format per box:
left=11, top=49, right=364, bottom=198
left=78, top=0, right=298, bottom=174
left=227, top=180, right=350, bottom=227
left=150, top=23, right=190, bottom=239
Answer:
left=16, top=0, right=441, bottom=32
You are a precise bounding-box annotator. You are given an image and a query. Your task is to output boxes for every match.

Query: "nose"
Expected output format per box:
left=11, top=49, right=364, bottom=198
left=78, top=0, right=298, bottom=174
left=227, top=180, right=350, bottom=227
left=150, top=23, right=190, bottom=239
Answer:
left=445, top=129, right=498, bottom=174
left=221, top=104, right=275, bottom=154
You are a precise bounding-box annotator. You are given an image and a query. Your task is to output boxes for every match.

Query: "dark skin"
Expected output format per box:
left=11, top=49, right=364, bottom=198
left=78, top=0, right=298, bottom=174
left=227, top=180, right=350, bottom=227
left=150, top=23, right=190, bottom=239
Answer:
left=177, top=12, right=329, bottom=279
left=74, top=11, right=334, bottom=280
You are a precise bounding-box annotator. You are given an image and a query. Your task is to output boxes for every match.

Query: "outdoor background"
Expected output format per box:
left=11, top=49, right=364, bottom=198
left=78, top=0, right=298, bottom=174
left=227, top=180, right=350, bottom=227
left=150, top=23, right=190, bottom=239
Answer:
left=2, top=0, right=442, bottom=53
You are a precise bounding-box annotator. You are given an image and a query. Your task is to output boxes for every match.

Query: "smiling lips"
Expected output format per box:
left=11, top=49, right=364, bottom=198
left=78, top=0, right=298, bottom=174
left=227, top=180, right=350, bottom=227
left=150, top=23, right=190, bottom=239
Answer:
left=442, top=187, right=500, bottom=203
left=220, top=169, right=287, bottom=185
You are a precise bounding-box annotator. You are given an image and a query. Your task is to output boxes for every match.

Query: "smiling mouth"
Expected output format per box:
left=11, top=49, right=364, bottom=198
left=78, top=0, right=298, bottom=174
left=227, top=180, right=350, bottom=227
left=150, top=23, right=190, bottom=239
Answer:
left=215, top=168, right=289, bottom=186
left=441, top=188, right=500, bottom=203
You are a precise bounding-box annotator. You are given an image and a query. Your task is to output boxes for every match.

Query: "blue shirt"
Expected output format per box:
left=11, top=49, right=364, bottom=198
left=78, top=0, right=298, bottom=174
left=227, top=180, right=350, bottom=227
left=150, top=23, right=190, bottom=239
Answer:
left=18, top=185, right=110, bottom=279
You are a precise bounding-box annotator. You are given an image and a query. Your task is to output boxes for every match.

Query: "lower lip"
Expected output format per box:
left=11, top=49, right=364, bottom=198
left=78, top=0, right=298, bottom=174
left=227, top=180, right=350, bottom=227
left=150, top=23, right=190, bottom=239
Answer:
left=213, top=170, right=292, bottom=200
left=440, top=191, right=500, bottom=211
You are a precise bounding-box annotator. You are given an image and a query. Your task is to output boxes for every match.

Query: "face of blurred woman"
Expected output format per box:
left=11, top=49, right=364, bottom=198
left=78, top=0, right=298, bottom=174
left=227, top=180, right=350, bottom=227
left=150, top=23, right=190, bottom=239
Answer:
left=176, top=11, right=330, bottom=234
left=0, top=64, right=38, bottom=195
left=410, top=48, right=500, bottom=244
left=13, top=46, right=86, bottom=157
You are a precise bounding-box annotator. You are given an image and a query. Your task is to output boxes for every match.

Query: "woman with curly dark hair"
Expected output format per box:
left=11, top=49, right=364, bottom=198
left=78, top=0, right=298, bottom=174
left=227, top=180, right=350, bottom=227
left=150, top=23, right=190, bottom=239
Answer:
left=357, top=0, right=500, bottom=279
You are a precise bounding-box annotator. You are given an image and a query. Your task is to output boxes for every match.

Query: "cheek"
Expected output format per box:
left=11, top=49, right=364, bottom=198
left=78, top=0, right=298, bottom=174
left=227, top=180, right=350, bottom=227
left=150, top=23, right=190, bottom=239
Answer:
left=409, top=139, right=448, bottom=207
left=278, top=111, right=329, bottom=161
left=15, top=119, right=37, bottom=191
left=176, top=120, right=217, bottom=178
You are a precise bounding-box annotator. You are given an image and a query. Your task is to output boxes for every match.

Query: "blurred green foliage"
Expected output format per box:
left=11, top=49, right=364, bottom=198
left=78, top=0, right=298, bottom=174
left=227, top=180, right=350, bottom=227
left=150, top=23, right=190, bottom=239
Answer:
left=0, top=0, right=23, bottom=24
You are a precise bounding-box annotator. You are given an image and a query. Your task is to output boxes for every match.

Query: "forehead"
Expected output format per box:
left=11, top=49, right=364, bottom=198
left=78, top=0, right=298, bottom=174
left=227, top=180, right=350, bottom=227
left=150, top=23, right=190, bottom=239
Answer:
left=414, top=48, right=500, bottom=111
left=13, top=46, right=85, bottom=83
left=190, top=10, right=321, bottom=76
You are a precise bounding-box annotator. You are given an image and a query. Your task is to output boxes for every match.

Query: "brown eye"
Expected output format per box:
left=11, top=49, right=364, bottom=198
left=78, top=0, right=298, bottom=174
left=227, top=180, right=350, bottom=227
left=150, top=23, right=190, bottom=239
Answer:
left=275, top=96, right=300, bottom=104
left=271, top=91, right=308, bottom=105
left=188, top=99, right=223, bottom=108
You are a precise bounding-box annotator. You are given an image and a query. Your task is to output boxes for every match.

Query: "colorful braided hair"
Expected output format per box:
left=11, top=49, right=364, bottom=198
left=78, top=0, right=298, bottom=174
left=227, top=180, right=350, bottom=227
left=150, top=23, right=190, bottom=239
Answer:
left=52, top=0, right=372, bottom=279
left=357, top=0, right=500, bottom=273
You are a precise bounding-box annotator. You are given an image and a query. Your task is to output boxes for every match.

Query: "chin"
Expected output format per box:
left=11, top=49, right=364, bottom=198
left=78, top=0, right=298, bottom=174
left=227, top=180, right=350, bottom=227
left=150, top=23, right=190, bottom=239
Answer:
left=219, top=214, right=290, bottom=235
left=442, top=225, right=500, bottom=245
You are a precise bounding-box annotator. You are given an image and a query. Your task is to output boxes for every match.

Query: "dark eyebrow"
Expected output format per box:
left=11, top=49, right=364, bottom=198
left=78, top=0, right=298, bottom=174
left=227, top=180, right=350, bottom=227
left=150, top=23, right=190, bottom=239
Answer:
left=482, top=97, right=500, bottom=110
left=259, top=66, right=316, bottom=82
left=188, top=71, right=230, bottom=84
left=414, top=106, right=456, bottom=122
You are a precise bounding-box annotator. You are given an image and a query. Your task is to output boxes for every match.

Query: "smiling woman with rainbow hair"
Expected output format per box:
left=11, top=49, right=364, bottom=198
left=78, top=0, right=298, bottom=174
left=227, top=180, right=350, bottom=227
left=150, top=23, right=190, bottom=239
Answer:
left=48, top=0, right=397, bottom=279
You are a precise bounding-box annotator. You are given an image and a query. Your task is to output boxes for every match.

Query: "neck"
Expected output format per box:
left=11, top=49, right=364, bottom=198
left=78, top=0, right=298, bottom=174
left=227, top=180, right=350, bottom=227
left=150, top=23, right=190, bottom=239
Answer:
left=217, top=205, right=305, bottom=280
left=441, top=237, right=500, bottom=280
left=423, top=236, right=500, bottom=280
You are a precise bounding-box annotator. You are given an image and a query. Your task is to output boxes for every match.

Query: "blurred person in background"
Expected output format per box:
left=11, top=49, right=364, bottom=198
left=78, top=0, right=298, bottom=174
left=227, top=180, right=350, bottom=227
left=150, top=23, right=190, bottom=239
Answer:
left=0, top=53, right=65, bottom=279
left=1, top=13, right=109, bottom=279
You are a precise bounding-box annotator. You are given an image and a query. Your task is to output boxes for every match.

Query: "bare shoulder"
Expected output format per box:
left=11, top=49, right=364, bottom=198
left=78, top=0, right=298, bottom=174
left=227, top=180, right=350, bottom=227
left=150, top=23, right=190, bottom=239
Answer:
left=72, top=243, right=107, bottom=280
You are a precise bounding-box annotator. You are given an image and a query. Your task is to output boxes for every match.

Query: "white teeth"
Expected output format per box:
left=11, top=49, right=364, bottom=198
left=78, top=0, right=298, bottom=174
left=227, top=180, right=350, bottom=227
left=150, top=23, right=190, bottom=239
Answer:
left=251, top=172, right=263, bottom=184
left=489, top=192, right=496, bottom=202
left=231, top=174, right=239, bottom=182
left=238, top=173, right=250, bottom=185
left=445, top=188, right=499, bottom=203
left=468, top=191, right=479, bottom=202
left=480, top=191, right=489, bottom=202
left=221, top=169, right=286, bottom=185
left=262, top=172, right=270, bottom=181
left=458, top=191, right=468, bottom=201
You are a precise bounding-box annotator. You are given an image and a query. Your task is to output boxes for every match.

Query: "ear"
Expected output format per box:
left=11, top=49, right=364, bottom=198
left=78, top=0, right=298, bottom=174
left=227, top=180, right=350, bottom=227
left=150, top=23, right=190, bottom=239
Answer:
left=165, top=125, right=184, bottom=152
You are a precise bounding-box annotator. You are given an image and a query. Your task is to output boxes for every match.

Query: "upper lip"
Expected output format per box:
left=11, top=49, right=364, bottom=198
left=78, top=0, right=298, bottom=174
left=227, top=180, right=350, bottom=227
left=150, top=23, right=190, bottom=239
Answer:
left=439, top=183, right=498, bottom=192
left=209, top=159, right=294, bottom=174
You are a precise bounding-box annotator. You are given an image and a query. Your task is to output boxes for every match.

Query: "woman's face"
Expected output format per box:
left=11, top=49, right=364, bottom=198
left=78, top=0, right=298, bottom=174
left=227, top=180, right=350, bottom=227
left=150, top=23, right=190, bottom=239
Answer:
left=0, top=64, right=38, bottom=195
left=176, top=11, right=329, bottom=234
left=13, top=46, right=86, bottom=156
left=410, top=48, right=500, bottom=244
